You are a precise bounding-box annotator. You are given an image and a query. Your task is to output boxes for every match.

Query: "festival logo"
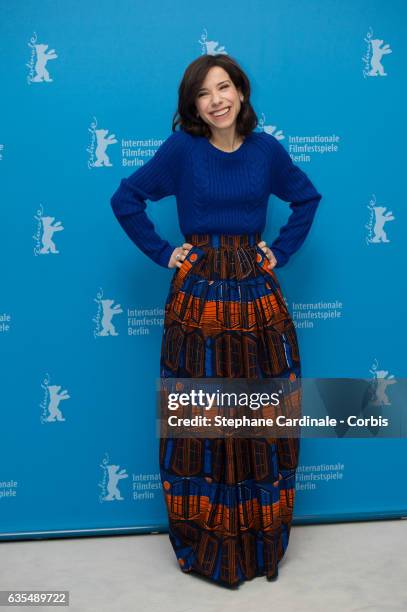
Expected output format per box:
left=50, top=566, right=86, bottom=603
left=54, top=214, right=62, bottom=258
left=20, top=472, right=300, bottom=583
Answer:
left=199, top=28, right=227, bottom=55
left=27, top=32, right=58, bottom=84
left=87, top=117, right=117, bottom=169
left=365, top=194, right=395, bottom=245
left=93, top=288, right=123, bottom=337
left=33, top=204, right=64, bottom=256
left=258, top=113, right=285, bottom=140
left=99, top=453, right=129, bottom=502
left=40, top=373, right=71, bottom=423
left=368, top=359, right=396, bottom=407
left=362, top=28, right=392, bottom=78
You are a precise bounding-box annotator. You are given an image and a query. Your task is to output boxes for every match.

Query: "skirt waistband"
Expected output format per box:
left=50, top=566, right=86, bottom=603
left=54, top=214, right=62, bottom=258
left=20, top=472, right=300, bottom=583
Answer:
left=184, top=233, right=262, bottom=248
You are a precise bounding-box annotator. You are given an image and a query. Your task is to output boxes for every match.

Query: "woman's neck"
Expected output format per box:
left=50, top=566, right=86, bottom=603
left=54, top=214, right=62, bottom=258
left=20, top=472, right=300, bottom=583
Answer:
left=208, top=130, right=244, bottom=153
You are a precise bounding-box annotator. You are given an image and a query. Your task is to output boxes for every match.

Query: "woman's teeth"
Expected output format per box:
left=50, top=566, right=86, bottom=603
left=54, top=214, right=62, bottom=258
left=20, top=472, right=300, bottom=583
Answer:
left=212, top=107, right=230, bottom=118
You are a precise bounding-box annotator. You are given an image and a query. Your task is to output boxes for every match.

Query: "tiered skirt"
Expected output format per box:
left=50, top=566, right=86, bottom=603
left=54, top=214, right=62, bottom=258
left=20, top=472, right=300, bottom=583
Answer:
left=159, top=233, right=301, bottom=588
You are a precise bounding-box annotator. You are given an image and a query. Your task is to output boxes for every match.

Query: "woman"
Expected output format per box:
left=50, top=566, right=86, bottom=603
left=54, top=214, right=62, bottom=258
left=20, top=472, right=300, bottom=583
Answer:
left=111, top=54, right=322, bottom=588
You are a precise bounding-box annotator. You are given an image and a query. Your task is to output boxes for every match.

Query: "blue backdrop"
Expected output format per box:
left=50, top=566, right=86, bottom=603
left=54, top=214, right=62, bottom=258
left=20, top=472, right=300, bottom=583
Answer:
left=1, top=0, right=406, bottom=539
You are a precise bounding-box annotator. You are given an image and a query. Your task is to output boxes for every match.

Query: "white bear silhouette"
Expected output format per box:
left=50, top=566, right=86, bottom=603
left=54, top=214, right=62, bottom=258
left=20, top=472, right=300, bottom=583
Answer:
left=368, top=206, right=394, bottom=243
left=98, top=299, right=123, bottom=336
left=368, top=39, right=392, bottom=77
left=204, top=40, right=226, bottom=55
left=45, top=384, right=70, bottom=422
left=31, top=44, right=58, bottom=82
left=198, top=30, right=226, bottom=55
left=94, top=129, right=117, bottom=167
left=39, top=216, right=64, bottom=254
left=263, top=125, right=284, bottom=140
left=104, top=464, right=128, bottom=501
left=369, top=369, right=396, bottom=406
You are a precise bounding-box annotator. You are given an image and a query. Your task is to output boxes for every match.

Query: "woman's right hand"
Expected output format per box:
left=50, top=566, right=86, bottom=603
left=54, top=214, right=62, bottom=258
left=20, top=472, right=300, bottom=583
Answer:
left=168, top=243, right=194, bottom=269
left=257, top=240, right=277, bottom=270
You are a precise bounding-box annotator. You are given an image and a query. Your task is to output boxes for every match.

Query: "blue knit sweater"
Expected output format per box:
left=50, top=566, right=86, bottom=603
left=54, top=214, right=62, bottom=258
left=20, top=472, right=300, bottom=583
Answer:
left=110, top=129, right=322, bottom=269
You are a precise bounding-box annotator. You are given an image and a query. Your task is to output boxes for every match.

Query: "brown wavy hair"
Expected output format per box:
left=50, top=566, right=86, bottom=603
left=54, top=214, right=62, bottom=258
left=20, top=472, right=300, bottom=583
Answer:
left=172, top=54, right=258, bottom=139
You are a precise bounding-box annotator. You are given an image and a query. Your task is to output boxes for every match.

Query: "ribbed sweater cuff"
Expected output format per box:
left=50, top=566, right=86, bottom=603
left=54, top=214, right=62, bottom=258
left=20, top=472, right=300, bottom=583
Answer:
left=156, top=243, right=176, bottom=269
left=270, top=246, right=289, bottom=268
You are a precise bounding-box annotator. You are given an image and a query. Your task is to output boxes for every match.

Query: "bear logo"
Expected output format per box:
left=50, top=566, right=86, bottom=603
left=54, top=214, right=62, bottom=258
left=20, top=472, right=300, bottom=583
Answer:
left=368, top=206, right=395, bottom=243
left=368, top=38, right=392, bottom=77
left=103, top=464, right=128, bottom=501
left=368, top=368, right=396, bottom=406
left=94, top=129, right=117, bottom=167
left=45, top=384, right=70, bottom=422
left=39, top=216, right=64, bottom=254
left=198, top=29, right=226, bottom=56
left=30, top=44, right=58, bottom=83
left=98, top=299, right=123, bottom=336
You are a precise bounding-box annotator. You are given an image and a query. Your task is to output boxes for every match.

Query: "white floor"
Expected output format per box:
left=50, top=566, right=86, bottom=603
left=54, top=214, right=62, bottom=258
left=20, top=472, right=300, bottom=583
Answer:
left=1, top=519, right=406, bottom=612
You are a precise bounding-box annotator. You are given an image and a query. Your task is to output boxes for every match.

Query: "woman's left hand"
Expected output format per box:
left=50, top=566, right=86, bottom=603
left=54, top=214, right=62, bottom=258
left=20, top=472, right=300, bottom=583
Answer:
left=257, top=241, right=277, bottom=270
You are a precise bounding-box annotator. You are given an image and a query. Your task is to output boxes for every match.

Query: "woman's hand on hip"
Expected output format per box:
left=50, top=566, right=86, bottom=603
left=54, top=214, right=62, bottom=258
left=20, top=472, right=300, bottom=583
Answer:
left=257, top=241, right=277, bottom=270
left=168, top=243, right=194, bottom=269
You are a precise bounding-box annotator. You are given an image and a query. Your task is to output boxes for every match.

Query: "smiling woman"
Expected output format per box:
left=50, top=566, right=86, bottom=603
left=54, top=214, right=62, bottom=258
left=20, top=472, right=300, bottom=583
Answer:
left=194, top=68, right=248, bottom=152
left=110, top=52, right=322, bottom=589
left=196, top=76, right=241, bottom=139
left=176, top=55, right=258, bottom=156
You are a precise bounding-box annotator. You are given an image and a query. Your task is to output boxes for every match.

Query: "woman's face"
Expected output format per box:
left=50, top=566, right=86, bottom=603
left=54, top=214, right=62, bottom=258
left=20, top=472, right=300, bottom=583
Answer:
left=195, top=66, right=243, bottom=135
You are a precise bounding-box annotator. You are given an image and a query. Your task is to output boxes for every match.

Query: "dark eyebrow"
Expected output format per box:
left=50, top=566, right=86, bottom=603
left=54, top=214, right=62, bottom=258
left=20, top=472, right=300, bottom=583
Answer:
left=197, top=79, right=231, bottom=93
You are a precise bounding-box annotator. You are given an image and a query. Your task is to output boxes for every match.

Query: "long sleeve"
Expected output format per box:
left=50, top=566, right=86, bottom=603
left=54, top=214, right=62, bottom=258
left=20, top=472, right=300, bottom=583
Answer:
left=110, top=131, right=184, bottom=268
left=268, top=136, right=322, bottom=268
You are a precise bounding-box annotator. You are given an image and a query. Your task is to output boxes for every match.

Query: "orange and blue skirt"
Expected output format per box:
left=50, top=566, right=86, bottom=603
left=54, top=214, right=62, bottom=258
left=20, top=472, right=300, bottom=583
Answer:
left=159, top=233, right=301, bottom=588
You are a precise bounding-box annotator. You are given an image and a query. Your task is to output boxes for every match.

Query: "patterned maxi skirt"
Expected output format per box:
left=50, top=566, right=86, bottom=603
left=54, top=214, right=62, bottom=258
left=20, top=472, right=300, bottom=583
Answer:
left=159, top=233, right=301, bottom=588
